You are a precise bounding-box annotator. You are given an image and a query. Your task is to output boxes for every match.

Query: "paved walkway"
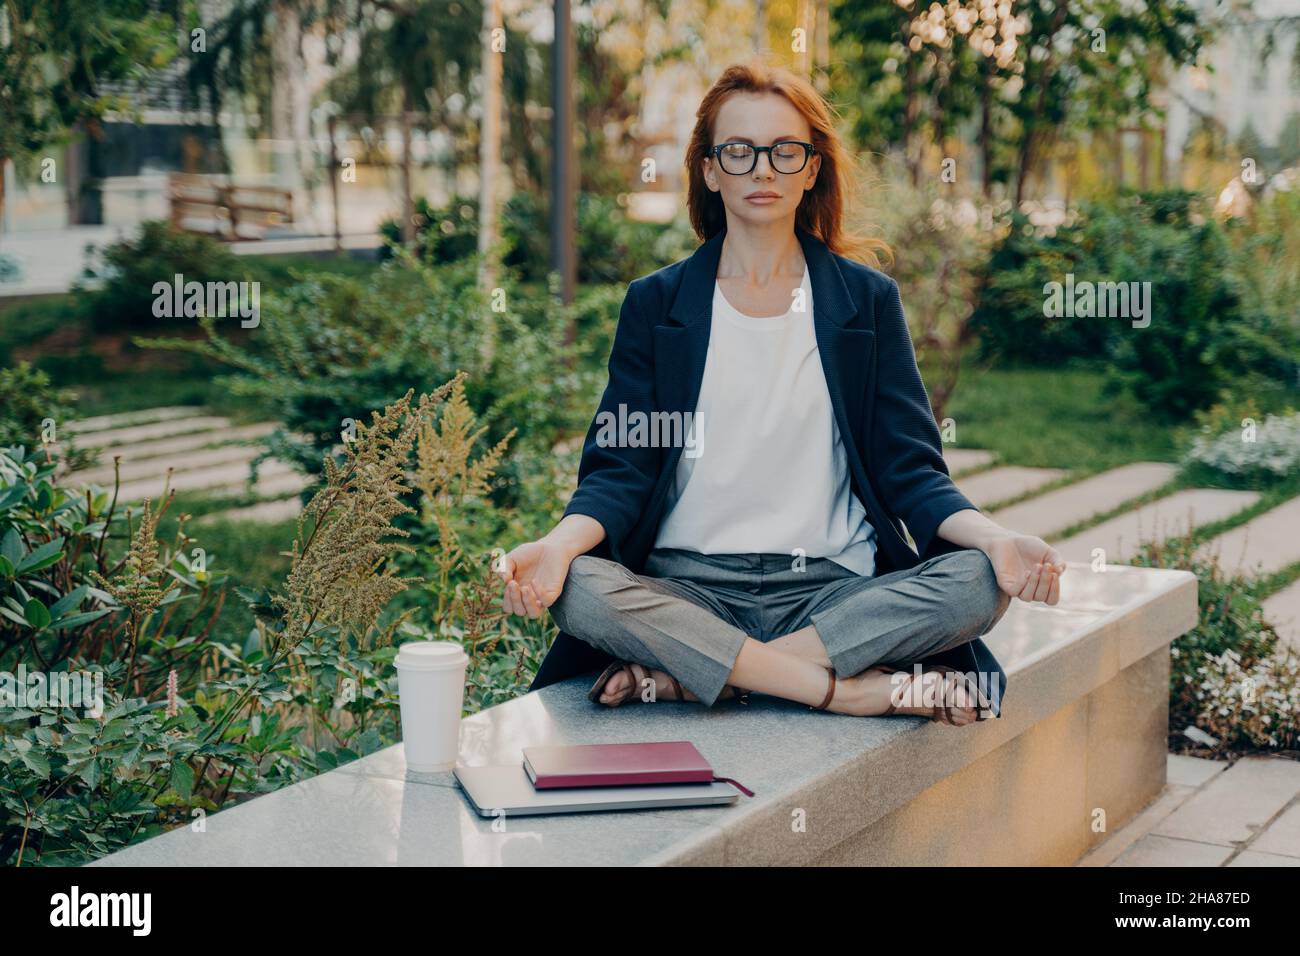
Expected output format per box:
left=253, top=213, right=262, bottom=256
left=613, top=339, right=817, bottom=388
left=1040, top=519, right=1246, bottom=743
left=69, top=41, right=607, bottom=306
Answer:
left=61, top=406, right=305, bottom=522
left=1079, top=755, right=1300, bottom=866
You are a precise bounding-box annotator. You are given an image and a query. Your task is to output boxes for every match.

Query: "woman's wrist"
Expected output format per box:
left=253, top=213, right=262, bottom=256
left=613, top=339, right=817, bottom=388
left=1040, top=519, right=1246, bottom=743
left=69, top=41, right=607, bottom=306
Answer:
left=937, top=509, right=1013, bottom=553
left=543, top=513, right=606, bottom=560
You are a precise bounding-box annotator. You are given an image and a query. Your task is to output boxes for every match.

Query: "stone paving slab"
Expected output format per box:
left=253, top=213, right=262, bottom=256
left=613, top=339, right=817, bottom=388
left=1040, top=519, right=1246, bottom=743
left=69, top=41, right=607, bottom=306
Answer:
left=1262, top=580, right=1300, bottom=652
left=1194, top=496, right=1300, bottom=578
left=94, top=458, right=304, bottom=502
left=1167, top=753, right=1228, bottom=788
left=1152, top=756, right=1300, bottom=847
left=1248, top=802, right=1300, bottom=858
left=1228, top=850, right=1300, bottom=866
left=1053, top=488, right=1259, bottom=565
left=69, top=415, right=234, bottom=449
left=1112, top=834, right=1235, bottom=866
left=987, top=462, right=1177, bottom=540
left=943, top=448, right=995, bottom=476
left=66, top=406, right=203, bottom=435
left=73, top=423, right=276, bottom=475
left=956, top=466, right=1067, bottom=509
left=73, top=441, right=266, bottom=485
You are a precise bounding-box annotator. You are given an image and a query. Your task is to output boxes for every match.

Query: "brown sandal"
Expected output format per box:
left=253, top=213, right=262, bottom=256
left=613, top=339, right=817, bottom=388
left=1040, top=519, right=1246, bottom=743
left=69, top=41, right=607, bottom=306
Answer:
left=810, top=666, right=836, bottom=711
left=587, top=660, right=685, bottom=707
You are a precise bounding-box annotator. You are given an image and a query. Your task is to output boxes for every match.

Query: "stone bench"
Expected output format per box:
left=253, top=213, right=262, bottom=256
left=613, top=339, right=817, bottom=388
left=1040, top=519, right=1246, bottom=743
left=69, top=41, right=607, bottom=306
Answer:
left=92, top=563, right=1196, bottom=867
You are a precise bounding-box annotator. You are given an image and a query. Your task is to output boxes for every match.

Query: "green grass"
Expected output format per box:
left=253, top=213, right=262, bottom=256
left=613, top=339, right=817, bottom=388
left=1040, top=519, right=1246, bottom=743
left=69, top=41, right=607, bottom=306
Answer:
left=0, top=252, right=380, bottom=418
left=941, top=363, right=1183, bottom=470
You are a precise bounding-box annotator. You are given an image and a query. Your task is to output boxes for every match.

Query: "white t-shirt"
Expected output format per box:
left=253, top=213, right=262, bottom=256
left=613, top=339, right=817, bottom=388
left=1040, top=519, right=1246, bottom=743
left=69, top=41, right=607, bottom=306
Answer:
left=653, top=264, right=877, bottom=575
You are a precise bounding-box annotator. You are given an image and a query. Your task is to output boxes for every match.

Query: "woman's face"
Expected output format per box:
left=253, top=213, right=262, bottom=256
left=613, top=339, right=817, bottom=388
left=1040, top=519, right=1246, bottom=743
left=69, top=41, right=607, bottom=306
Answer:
left=703, top=91, right=822, bottom=228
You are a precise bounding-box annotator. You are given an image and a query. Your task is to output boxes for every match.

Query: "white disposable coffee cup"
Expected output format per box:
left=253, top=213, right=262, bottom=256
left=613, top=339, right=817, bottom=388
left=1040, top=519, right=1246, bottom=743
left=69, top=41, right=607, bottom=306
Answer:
left=394, top=640, right=469, bottom=772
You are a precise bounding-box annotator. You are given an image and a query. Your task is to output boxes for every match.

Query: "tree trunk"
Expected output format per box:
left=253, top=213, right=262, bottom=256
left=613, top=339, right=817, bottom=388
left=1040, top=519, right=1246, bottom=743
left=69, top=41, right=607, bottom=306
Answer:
left=270, top=0, right=307, bottom=224
left=327, top=114, right=342, bottom=251
left=902, top=42, right=920, bottom=187
left=814, top=0, right=830, bottom=91
left=1013, top=5, right=1069, bottom=207
left=979, top=61, right=993, bottom=198
left=400, top=86, right=415, bottom=245
left=478, top=0, right=502, bottom=290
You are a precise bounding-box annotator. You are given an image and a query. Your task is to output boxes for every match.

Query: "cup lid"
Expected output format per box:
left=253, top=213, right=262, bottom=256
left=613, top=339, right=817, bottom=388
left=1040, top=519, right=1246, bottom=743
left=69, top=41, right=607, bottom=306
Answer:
left=395, top=640, right=469, bottom=671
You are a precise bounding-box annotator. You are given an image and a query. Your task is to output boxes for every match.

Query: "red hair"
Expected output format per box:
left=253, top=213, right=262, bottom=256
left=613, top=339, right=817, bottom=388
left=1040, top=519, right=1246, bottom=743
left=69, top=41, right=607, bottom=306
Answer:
left=684, top=60, right=889, bottom=268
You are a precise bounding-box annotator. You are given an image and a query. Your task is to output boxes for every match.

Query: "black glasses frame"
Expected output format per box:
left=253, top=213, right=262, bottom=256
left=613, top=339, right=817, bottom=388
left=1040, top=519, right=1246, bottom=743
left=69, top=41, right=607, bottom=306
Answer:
left=709, top=140, right=816, bottom=175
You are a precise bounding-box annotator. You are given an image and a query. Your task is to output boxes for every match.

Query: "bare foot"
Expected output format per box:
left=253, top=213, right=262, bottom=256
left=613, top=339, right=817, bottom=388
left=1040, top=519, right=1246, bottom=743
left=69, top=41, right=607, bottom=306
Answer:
left=825, top=667, right=980, bottom=725
left=596, top=665, right=738, bottom=706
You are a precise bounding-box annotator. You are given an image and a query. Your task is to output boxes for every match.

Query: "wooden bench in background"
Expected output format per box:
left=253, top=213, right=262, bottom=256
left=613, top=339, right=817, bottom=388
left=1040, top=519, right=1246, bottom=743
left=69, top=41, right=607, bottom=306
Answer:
left=167, top=173, right=294, bottom=241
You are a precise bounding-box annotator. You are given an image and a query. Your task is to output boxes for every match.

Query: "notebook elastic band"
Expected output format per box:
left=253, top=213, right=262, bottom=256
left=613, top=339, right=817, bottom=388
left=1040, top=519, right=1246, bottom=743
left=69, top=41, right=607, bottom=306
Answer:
left=713, top=775, right=754, bottom=797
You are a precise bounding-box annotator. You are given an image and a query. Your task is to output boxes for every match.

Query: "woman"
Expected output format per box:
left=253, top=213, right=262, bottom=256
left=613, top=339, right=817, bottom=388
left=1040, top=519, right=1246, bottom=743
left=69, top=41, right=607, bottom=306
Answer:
left=498, top=61, right=1065, bottom=725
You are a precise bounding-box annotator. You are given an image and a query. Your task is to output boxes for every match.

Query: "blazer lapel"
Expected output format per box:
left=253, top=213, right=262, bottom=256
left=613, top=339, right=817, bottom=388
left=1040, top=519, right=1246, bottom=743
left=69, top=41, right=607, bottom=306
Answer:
left=654, top=229, right=723, bottom=427
left=796, top=227, right=872, bottom=461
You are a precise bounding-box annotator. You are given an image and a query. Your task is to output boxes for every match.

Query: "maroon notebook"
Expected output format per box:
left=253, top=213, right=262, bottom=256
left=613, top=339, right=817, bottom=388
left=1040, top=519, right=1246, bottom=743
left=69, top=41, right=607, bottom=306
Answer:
left=522, top=741, right=752, bottom=795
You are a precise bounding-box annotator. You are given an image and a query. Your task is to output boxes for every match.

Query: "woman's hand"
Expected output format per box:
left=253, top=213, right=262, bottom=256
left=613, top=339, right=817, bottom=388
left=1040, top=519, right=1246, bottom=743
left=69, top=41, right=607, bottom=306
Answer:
left=981, top=531, right=1065, bottom=605
left=497, top=514, right=606, bottom=619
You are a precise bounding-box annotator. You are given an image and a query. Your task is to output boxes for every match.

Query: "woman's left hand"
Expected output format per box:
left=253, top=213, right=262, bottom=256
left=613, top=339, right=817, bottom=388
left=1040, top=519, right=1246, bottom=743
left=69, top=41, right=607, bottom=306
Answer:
left=981, top=531, right=1065, bottom=605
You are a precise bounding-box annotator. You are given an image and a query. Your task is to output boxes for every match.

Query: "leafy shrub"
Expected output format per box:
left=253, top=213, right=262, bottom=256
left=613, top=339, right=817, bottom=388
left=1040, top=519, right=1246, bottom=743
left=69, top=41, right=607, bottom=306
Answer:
left=1130, top=532, right=1296, bottom=753
left=860, top=173, right=997, bottom=421
left=971, top=191, right=1300, bottom=419
left=380, top=192, right=698, bottom=285
left=1183, top=407, right=1300, bottom=487
left=75, top=220, right=242, bottom=333
left=0, top=362, right=92, bottom=470
left=142, top=251, right=607, bottom=520
left=1, top=376, right=540, bottom=864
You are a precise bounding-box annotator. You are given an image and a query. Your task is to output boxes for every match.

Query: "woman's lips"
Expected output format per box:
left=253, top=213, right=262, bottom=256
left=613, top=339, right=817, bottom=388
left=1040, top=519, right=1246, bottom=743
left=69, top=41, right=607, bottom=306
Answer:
left=745, top=194, right=780, bottom=204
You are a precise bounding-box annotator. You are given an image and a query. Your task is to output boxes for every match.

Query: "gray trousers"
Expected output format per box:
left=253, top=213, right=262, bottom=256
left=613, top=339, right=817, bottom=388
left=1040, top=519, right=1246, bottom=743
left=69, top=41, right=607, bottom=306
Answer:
left=548, top=546, right=1011, bottom=709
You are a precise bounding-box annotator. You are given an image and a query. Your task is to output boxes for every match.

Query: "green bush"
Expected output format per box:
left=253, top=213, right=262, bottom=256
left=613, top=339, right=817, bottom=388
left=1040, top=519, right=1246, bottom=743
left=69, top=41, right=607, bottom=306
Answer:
left=971, top=191, right=1300, bottom=420
left=1130, top=532, right=1296, bottom=753
left=380, top=192, right=697, bottom=286
left=0, top=362, right=92, bottom=471
left=1, top=376, right=539, bottom=864
left=75, top=220, right=242, bottom=333
left=143, top=251, right=610, bottom=518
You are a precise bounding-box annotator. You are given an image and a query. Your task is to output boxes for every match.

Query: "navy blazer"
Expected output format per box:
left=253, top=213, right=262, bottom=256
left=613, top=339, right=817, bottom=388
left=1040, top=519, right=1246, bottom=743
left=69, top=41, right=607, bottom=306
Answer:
left=529, top=225, right=1006, bottom=711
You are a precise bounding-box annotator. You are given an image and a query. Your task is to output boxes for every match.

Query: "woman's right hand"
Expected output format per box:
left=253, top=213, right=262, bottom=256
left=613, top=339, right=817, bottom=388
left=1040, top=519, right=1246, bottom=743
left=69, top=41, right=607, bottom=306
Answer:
left=496, top=514, right=607, bottom=619
left=497, top=538, right=573, bottom=619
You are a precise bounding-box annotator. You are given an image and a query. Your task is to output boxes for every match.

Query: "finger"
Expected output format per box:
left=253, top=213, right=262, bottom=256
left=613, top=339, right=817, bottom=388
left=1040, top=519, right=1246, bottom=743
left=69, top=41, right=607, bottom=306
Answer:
left=1032, top=565, right=1053, bottom=603
left=1016, top=565, right=1041, bottom=601
left=496, top=554, right=516, bottom=583
left=1046, top=567, right=1061, bottom=605
left=505, top=580, right=524, bottom=617
left=521, top=584, right=544, bottom=619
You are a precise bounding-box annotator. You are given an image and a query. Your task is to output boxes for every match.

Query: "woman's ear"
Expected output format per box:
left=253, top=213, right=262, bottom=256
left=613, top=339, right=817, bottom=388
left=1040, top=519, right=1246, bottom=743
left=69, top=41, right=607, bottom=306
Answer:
left=703, top=157, right=720, bottom=193
left=804, top=152, right=822, bottom=191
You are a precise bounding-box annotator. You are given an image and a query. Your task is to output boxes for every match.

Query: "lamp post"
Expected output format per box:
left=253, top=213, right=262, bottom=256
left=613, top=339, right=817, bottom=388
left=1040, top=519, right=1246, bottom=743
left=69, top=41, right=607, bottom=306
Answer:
left=551, top=0, right=576, bottom=308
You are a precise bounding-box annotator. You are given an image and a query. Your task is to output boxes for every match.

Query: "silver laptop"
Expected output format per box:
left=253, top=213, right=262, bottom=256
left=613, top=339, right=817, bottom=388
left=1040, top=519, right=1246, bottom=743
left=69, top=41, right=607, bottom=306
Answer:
left=454, top=764, right=740, bottom=818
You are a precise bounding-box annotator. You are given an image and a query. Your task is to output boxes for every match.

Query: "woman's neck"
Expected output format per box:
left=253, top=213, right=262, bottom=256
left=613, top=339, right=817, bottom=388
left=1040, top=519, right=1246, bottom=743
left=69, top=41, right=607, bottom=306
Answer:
left=716, top=218, right=806, bottom=285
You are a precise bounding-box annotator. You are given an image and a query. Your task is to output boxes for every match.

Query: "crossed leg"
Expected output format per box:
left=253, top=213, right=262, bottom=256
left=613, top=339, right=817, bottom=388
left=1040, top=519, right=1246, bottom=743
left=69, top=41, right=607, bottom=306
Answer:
left=548, top=550, right=1009, bottom=720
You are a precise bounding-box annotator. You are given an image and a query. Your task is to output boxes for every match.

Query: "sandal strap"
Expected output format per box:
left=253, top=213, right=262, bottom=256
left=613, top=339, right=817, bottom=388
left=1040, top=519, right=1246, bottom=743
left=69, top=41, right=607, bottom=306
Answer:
left=625, top=663, right=648, bottom=702
left=812, top=666, right=836, bottom=710
left=667, top=673, right=685, bottom=701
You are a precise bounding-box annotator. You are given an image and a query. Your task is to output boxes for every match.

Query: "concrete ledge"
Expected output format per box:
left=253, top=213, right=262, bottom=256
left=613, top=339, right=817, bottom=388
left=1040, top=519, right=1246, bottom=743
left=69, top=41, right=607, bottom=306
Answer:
left=92, top=563, right=1196, bottom=867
